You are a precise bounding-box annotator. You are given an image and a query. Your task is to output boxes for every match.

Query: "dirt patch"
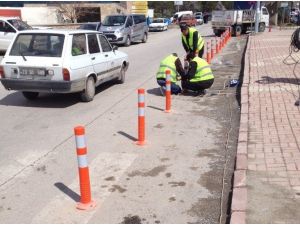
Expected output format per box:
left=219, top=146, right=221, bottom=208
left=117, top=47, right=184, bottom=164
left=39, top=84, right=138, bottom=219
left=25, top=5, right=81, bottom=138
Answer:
left=128, top=165, right=168, bottom=177
left=165, top=173, right=171, bottom=178
left=121, top=215, right=142, bottom=224
left=168, top=181, right=186, bottom=187
left=105, top=176, right=115, bottom=181
left=154, top=123, right=164, bottom=129
left=169, top=197, right=176, bottom=202
left=109, top=185, right=127, bottom=193
left=160, top=158, right=169, bottom=162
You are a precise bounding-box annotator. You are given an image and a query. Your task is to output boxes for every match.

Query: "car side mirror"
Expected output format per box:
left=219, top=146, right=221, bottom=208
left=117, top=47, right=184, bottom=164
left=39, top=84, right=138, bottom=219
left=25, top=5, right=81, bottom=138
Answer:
left=112, top=45, right=118, bottom=51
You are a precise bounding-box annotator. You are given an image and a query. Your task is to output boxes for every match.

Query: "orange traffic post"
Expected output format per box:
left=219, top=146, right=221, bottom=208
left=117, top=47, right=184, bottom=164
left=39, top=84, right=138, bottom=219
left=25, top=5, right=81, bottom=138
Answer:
left=136, top=88, right=146, bottom=145
left=206, top=41, right=211, bottom=64
left=211, top=39, right=214, bottom=59
left=216, top=37, right=219, bottom=54
left=165, top=70, right=171, bottom=113
left=269, top=25, right=272, bottom=32
left=74, top=126, right=96, bottom=210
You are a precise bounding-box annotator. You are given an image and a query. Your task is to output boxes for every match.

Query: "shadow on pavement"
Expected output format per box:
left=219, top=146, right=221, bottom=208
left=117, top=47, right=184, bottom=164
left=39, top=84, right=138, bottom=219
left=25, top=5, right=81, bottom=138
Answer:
left=147, top=87, right=163, bottom=96
left=0, top=80, right=117, bottom=108
left=117, top=131, right=137, bottom=141
left=256, top=76, right=300, bottom=85
left=147, top=105, right=164, bottom=111
left=54, top=182, right=80, bottom=202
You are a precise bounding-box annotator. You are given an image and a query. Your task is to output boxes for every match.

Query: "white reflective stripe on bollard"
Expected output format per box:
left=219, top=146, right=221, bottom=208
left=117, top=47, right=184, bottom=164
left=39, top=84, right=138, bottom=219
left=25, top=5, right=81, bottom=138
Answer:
left=77, top=155, right=88, bottom=168
left=138, top=95, right=145, bottom=103
left=75, top=135, right=86, bottom=149
left=166, top=85, right=171, bottom=91
left=138, top=108, right=145, bottom=116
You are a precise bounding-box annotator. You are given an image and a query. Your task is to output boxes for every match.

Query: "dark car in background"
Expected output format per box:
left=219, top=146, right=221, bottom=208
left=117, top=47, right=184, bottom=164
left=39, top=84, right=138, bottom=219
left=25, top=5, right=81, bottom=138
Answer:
left=78, top=22, right=101, bottom=31
left=179, top=14, right=197, bottom=27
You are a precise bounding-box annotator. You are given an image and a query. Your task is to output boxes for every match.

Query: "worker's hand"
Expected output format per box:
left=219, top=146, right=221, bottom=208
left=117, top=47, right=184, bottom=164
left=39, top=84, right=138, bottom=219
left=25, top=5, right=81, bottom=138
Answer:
left=177, top=76, right=181, bottom=81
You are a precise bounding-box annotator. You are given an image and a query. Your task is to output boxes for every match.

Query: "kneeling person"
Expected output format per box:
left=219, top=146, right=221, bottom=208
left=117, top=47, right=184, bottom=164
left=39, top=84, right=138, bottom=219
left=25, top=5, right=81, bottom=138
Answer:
left=182, top=53, right=214, bottom=95
left=156, top=53, right=185, bottom=95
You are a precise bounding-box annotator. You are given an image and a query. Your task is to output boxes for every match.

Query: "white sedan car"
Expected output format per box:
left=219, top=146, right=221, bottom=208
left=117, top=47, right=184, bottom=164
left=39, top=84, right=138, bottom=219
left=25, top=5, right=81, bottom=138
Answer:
left=0, top=29, right=129, bottom=102
left=149, top=18, right=168, bottom=31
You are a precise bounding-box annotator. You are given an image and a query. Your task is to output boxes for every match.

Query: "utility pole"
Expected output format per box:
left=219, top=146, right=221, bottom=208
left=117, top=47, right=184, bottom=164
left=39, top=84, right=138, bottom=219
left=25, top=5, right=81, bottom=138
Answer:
left=255, top=1, right=260, bottom=33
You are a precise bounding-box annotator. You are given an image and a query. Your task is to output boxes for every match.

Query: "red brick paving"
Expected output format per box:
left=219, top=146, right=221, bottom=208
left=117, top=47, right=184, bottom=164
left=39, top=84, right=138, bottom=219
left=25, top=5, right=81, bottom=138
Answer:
left=231, top=28, right=300, bottom=223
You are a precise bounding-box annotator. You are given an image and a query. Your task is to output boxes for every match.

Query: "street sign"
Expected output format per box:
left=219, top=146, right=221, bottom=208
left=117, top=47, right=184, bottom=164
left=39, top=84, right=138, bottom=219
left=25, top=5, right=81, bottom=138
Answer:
left=174, top=1, right=183, bottom=6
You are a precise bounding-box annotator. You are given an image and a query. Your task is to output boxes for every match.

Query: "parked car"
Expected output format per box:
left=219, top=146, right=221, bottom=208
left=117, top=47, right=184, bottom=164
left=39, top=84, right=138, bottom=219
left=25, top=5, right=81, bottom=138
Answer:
left=99, top=14, right=148, bottom=47
left=195, top=15, right=204, bottom=25
left=172, top=11, right=193, bottom=24
left=149, top=18, right=168, bottom=31
left=78, top=22, right=101, bottom=31
left=0, top=29, right=129, bottom=102
left=179, top=14, right=197, bottom=27
left=0, top=17, right=32, bottom=52
left=194, top=12, right=203, bottom=17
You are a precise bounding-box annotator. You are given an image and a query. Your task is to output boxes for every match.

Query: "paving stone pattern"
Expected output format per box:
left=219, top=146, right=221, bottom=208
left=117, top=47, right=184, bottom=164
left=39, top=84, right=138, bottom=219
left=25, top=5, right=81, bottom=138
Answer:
left=231, top=29, right=300, bottom=223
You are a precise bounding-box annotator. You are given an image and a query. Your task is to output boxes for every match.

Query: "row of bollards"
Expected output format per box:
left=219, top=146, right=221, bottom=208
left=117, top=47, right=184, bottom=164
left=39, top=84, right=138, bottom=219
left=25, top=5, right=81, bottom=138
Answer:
left=73, top=69, right=173, bottom=210
left=72, top=30, right=234, bottom=210
left=206, top=27, right=231, bottom=64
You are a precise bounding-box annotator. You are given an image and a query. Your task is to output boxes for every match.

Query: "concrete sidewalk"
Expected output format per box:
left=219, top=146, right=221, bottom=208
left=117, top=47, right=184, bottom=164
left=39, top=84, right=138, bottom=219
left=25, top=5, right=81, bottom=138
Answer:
left=231, top=29, right=300, bottom=223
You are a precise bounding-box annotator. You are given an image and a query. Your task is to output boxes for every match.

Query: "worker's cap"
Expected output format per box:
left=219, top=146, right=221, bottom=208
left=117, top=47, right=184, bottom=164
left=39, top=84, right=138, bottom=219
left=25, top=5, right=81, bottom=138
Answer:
left=179, top=23, right=188, bottom=31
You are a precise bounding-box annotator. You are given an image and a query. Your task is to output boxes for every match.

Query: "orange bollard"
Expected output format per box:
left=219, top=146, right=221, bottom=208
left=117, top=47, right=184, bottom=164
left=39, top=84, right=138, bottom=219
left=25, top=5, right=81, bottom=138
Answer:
left=216, top=37, right=219, bottom=54
left=165, top=70, right=171, bottom=113
left=136, top=89, right=146, bottom=145
left=74, top=126, right=96, bottom=210
left=206, top=41, right=211, bottom=64
left=211, top=39, right=214, bottom=59
left=269, top=25, right=272, bottom=32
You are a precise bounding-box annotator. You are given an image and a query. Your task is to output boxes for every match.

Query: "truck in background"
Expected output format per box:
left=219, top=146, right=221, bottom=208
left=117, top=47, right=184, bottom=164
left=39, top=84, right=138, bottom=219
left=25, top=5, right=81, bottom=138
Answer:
left=211, top=6, right=269, bottom=36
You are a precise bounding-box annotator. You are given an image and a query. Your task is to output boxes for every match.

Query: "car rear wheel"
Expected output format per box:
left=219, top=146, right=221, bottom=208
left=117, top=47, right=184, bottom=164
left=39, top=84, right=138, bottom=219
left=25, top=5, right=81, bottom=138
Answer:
left=124, top=36, right=131, bottom=47
left=22, top=91, right=39, bottom=100
left=80, top=76, right=95, bottom=102
left=142, top=33, right=147, bottom=43
left=117, top=65, right=126, bottom=84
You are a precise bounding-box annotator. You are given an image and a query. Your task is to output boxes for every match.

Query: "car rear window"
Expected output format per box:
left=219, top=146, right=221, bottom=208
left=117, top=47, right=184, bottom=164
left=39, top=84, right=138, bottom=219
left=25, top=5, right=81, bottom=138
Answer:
left=72, top=34, right=87, bottom=56
left=10, top=33, right=65, bottom=57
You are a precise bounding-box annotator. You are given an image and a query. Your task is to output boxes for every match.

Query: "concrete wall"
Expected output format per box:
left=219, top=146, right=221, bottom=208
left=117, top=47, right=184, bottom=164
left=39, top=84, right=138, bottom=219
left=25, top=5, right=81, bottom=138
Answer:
left=21, top=7, right=58, bottom=25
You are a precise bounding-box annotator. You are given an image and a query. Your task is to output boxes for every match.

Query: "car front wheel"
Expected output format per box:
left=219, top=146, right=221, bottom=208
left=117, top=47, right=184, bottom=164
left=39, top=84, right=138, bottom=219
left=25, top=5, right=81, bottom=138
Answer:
left=124, top=36, right=131, bottom=47
left=22, top=91, right=39, bottom=100
left=80, top=76, right=95, bottom=102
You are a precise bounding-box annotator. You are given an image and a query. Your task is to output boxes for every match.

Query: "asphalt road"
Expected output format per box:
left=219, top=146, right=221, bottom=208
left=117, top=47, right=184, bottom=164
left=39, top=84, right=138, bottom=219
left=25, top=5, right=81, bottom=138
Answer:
left=0, top=23, right=245, bottom=223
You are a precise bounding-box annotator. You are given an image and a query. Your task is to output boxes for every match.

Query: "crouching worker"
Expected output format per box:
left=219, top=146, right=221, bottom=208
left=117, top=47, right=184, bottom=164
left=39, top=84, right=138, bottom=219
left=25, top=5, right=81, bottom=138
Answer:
left=156, top=53, right=185, bottom=95
left=182, top=53, right=214, bottom=96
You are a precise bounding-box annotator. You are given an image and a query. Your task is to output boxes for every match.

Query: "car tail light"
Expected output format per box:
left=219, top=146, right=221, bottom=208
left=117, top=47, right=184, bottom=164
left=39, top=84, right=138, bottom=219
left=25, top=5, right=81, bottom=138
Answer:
left=62, top=68, right=70, bottom=81
left=0, top=66, right=5, bottom=78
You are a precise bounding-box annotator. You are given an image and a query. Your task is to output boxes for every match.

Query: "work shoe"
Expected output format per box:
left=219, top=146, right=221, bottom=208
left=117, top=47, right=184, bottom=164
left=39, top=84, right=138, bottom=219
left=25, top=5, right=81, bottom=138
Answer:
left=159, top=86, right=165, bottom=96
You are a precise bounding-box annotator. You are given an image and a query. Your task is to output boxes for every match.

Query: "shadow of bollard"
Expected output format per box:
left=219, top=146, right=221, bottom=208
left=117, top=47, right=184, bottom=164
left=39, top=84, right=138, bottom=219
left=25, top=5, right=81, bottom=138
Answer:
left=54, top=182, right=80, bottom=202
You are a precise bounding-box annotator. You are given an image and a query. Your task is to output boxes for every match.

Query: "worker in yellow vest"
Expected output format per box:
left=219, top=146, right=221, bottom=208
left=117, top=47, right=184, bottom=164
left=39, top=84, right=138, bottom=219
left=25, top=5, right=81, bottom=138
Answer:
left=181, top=53, right=214, bottom=96
left=156, top=53, right=185, bottom=95
left=180, top=23, right=205, bottom=59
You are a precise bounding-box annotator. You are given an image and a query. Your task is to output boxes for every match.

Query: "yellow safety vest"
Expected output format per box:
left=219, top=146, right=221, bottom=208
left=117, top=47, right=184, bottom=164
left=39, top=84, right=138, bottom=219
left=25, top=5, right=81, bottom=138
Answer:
left=182, top=27, right=204, bottom=52
left=156, top=55, right=178, bottom=83
left=190, top=57, right=214, bottom=82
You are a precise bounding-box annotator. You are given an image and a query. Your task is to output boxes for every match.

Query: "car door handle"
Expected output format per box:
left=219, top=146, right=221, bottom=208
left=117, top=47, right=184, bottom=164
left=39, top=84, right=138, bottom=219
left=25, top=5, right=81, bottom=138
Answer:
left=91, top=57, right=95, bottom=60
left=105, top=54, right=108, bottom=57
